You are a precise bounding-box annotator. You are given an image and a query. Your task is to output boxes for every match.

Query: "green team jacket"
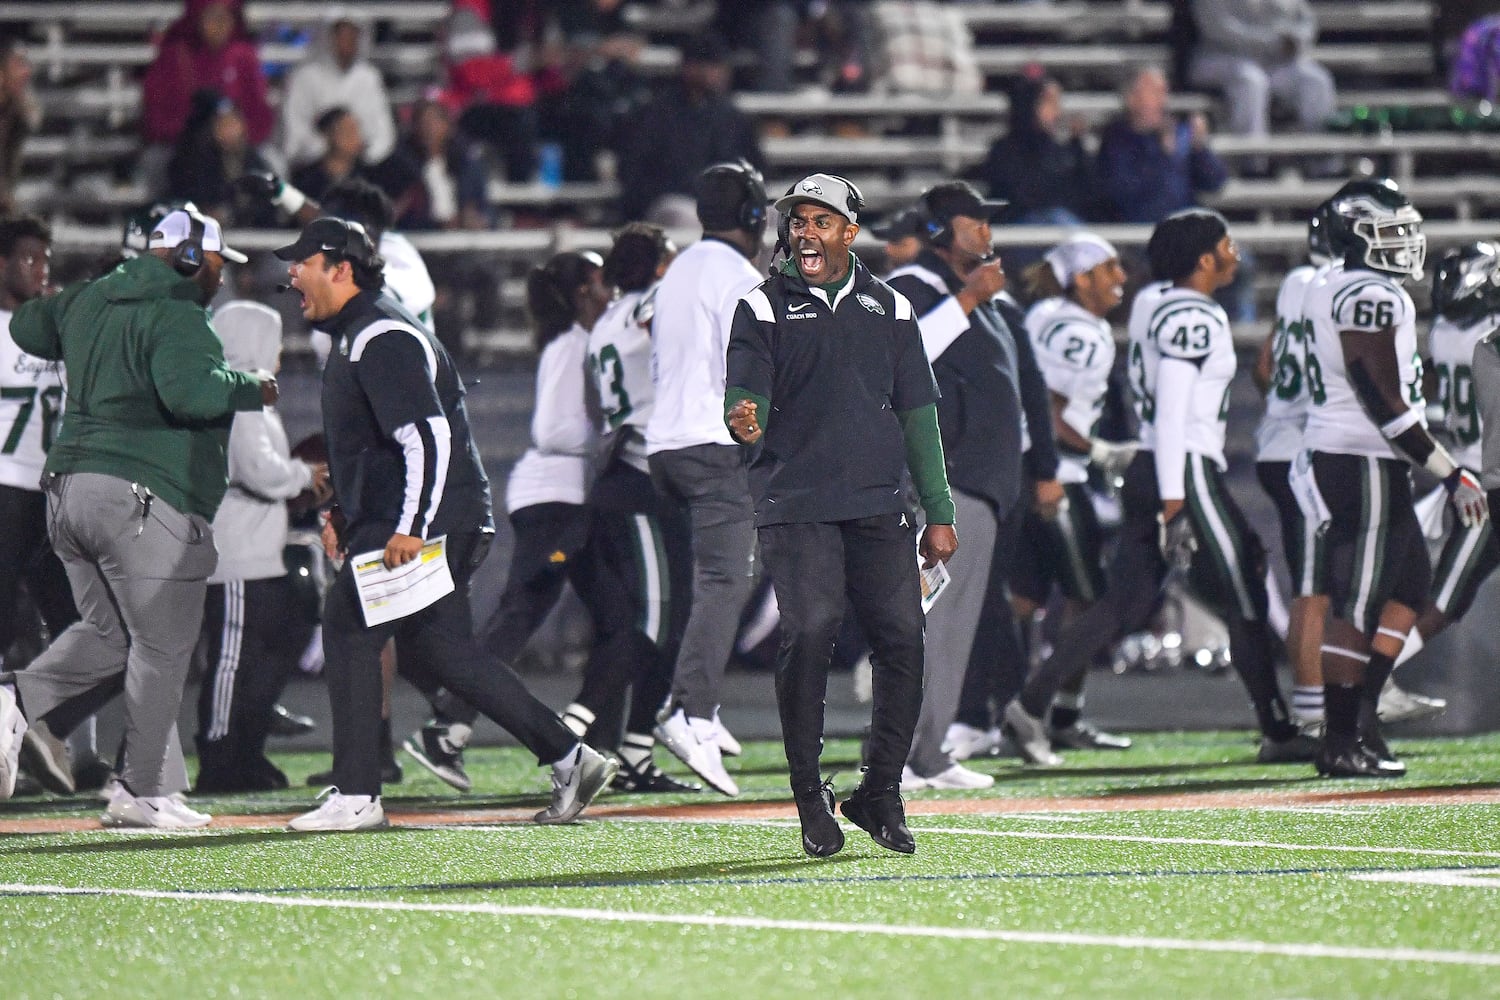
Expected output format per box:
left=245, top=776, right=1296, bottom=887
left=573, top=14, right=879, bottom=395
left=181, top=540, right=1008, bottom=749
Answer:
left=11, top=254, right=265, bottom=519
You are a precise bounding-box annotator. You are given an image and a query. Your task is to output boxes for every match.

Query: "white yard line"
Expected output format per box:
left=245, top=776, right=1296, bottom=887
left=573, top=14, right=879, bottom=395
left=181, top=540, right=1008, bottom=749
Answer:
left=1353, top=868, right=1500, bottom=888
left=1, top=883, right=1497, bottom=967
left=907, top=826, right=1500, bottom=860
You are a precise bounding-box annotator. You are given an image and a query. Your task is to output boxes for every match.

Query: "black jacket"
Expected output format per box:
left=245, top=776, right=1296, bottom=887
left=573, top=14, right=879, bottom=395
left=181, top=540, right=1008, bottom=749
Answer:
left=320, top=290, right=492, bottom=546
left=887, top=251, right=1058, bottom=515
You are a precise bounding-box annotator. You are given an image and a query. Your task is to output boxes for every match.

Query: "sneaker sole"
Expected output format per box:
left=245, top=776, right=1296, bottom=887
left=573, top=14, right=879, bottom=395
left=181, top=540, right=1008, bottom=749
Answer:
left=1377, top=701, right=1447, bottom=725
left=535, top=756, right=621, bottom=825
left=287, top=814, right=391, bottom=833
left=841, top=800, right=916, bottom=855
left=401, top=738, right=473, bottom=793
left=655, top=724, right=738, bottom=796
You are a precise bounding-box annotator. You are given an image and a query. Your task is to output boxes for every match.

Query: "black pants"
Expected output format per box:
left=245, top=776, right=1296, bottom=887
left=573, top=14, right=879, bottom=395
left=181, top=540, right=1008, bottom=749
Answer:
left=758, top=512, right=924, bottom=791
left=322, top=528, right=575, bottom=796
left=1019, top=452, right=1292, bottom=737
left=0, top=483, right=78, bottom=662
left=197, top=576, right=312, bottom=768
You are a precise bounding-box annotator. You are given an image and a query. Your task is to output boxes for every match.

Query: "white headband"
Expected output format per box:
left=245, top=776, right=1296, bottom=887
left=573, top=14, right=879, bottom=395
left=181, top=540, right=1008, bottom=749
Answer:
left=1046, top=233, right=1118, bottom=288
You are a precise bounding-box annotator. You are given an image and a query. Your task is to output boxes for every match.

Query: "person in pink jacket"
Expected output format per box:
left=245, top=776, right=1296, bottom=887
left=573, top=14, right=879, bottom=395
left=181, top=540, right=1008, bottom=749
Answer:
left=142, top=0, right=273, bottom=147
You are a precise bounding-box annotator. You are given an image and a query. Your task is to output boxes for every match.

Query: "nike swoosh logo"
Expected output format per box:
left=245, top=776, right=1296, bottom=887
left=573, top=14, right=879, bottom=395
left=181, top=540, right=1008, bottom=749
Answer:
left=788, top=301, right=815, bottom=311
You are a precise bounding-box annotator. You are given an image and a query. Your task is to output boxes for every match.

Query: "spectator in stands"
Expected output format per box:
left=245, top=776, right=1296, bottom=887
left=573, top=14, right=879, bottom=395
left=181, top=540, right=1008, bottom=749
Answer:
left=615, top=33, right=764, bottom=224
left=392, top=99, right=491, bottom=232
left=290, top=108, right=372, bottom=205
left=279, top=13, right=397, bottom=170
left=167, top=90, right=279, bottom=228
left=439, top=5, right=541, bottom=184
left=0, top=40, right=38, bottom=215
left=142, top=0, right=273, bottom=148
left=871, top=208, right=927, bottom=272
left=1188, top=0, right=1337, bottom=140
left=977, top=71, right=1098, bottom=226
left=1097, top=66, right=1228, bottom=224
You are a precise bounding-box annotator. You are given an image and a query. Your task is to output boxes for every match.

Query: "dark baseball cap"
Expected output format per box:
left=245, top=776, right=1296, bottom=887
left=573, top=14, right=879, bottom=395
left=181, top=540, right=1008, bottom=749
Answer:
left=921, top=181, right=1008, bottom=225
left=870, top=207, right=926, bottom=241
left=273, top=216, right=377, bottom=265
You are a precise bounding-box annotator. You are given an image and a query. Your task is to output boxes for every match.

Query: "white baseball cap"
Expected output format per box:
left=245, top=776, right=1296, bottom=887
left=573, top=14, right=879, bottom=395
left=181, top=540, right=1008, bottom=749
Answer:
left=148, top=209, right=248, bottom=264
left=774, top=173, right=862, bottom=225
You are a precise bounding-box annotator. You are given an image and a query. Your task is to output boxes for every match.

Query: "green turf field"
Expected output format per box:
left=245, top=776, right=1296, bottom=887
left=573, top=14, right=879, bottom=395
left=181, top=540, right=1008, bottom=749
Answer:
left=4, top=732, right=1499, bottom=999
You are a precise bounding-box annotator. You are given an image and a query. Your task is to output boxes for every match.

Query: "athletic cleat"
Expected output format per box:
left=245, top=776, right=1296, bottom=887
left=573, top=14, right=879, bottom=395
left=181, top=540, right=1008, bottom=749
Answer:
left=0, top=683, right=27, bottom=800
left=535, top=745, right=618, bottom=824
left=1050, top=720, right=1132, bottom=751
left=402, top=723, right=472, bottom=792
left=1257, top=732, right=1320, bottom=764
left=19, top=718, right=74, bottom=794
left=610, top=754, right=701, bottom=793
left=72, top=755, right=116, bottom=793
left=654, top=707, right=739, bottom=796
left=101, top=785, right=212, bottom=829
left=713, top=711, right=743, bottom=757
left=841, top=781, right=916, bottom=854
left=793, top=778, right=845, bottom=858
left=922, top=763, right=995, bottom=790
left=287, top=787, right=388, bottom=832
left=1002, top=700, right=1063, bottom=766
left=269, top=703, right=318, bottom=737
left=1377, top=679, right=1447, bottom=725
left=942, top=722, right=999, bottom=761
left=1360, top=727, right=1406, bottom=774
left=1315, top=742, right=1406, bottom=779
left=195, top=755, right=289, bottom=794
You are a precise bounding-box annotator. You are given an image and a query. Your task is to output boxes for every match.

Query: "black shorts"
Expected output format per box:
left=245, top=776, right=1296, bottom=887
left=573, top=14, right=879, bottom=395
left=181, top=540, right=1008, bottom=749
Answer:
left=1011, top=482, right=1107, bottom=605
left=1312, top=452, right=1431, bottom=634
left=1430, top=516, right=1500, bottom=620
left=1255, top=460, right=1324, bottom=598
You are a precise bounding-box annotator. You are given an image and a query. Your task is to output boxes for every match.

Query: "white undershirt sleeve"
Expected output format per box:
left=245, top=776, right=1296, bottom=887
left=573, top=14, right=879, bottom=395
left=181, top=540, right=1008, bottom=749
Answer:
left=1153, top=356, right=1199, bottom=502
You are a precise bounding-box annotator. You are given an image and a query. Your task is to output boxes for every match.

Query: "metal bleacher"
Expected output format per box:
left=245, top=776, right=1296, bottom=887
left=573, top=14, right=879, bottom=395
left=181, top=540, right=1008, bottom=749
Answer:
left=4, top=0, right=1495, bottom=348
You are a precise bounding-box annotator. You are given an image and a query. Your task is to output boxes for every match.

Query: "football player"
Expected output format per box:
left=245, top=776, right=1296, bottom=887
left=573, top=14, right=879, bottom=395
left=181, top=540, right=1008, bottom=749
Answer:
left=1300, top=179, right=1487, bottom=777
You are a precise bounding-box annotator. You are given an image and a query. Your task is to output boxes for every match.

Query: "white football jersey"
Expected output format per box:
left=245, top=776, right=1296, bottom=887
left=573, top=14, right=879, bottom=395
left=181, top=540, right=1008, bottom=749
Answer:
left=1127, top=283, right=1236, bottom=470
left=1255, top=263, right=1327, bottom=462
left=1302, top=266, right=1423, bottom=460
left=588, top=286, right=658, bottom=472
left=1027, top=297, right=1116, bottom=485
left=1429, top=311, right=1500, bottom=470
left=0, top=309, right=65, bottom=490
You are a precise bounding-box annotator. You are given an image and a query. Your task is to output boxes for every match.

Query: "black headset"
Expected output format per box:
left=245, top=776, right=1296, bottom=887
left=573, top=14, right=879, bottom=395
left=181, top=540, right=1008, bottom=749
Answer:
left=732, top=159, right=768, bottom=231
left=917, top=189, right=951, bottom=248
left=328, top=218, right=378, bottom=268
left=827, top=173, right=867, bottom=219
left=170, top=212, right=207, bottom=276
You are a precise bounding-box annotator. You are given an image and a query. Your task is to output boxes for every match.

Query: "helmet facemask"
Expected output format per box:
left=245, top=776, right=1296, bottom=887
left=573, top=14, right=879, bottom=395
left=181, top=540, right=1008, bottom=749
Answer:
left=1346, top=202, right=1426, bottom=280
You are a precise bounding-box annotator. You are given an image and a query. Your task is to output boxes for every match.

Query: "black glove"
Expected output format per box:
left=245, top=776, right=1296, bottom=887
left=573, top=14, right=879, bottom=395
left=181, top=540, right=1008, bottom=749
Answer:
left=1157, top=510, right=1197, bottom=571
left=235, top=170, right=283, bottom=202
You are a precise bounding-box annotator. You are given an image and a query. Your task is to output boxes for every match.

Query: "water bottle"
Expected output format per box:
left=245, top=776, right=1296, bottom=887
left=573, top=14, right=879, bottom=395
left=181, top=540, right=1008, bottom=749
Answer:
left=538, top=142, right=563, bottom=190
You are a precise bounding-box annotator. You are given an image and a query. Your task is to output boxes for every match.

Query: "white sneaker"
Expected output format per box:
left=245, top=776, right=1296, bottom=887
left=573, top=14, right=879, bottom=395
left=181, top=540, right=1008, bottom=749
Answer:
left=1378, top=679, right=1447, bottom=725
left=1002, top=699, right=1063, bottom=767
left=100, top=786, right=212, bottom=829
left=536, top=744, right=619, bottom=824
left=900, top=766, right=931, bottom=792
left=287, top=787, right=388, bottom=832
left=654, top=708, right=739, bottom=796
left=712, top=711, right=742, bottom=757
left=941, top=722, right=998, bottom=761
left=0, top=683, right=26, bottom=800
left=925, top=762, right=995, bottom=790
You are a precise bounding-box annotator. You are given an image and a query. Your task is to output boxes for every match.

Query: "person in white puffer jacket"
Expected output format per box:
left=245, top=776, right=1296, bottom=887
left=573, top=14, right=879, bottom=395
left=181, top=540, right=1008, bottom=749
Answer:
left=195, top=299, right=330, bottom=793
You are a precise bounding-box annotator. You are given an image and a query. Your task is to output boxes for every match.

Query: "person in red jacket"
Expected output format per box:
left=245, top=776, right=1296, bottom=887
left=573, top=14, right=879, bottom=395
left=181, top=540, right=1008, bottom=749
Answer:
left=142, top=0, right=273, bottom=148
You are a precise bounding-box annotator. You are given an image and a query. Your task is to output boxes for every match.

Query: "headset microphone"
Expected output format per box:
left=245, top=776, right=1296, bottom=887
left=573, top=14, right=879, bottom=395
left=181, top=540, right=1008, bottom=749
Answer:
left=275, top=282, right=293, bottom=293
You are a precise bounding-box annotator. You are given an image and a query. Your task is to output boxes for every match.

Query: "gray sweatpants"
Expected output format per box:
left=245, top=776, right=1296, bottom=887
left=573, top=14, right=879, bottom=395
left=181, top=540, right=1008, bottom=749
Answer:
left=649, top=444, right=756, bottom=719
left=906, top=488, right=999, bottom=778
left=14, top=473, right=215, bottom=797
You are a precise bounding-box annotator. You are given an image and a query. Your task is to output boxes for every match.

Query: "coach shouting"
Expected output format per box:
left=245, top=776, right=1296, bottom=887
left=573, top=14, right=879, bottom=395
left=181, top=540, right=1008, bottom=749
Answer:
left=725, top=173, right=957, bottom=859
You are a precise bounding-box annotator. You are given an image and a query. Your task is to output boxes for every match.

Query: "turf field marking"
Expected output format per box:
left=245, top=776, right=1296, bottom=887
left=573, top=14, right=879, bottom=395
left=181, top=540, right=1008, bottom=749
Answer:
left=4, top=882, right=1499, bottom=967
left=1352, top=867, right=1500, bottom=888
left=907, top=825, right=1500, bottom=860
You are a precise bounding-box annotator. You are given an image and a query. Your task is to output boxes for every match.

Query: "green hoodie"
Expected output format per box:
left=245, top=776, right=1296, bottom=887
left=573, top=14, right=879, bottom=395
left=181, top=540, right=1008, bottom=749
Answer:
left=12, top=254, right=264, bottom=518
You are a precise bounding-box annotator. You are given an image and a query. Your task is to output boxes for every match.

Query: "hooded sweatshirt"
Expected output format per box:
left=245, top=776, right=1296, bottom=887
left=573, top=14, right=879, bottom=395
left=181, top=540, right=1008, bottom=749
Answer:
left=280, top=12, right=397, bottom=166
left=10, top=254, right=265, bottom=519
left=142, top=0, right=273, bottom=145
left=209, top=301, right=315, bottom=583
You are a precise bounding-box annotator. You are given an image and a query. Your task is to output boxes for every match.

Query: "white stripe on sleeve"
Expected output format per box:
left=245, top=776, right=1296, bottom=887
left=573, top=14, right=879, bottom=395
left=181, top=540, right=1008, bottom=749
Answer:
left=392, top=415, right=451, bottom=537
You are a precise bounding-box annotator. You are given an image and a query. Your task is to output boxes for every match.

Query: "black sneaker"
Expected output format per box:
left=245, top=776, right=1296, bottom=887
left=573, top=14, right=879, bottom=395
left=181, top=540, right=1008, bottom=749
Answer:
left=1051, top=720, right=1132, bottom=751
left=794, top=778, right=845, bottom=858
left=306, top=760, right=403, bottom=787
left=1315, top=741, right=1406, bottom=778
left=1257, top=731, right=1320, bottom=764
left=196, top=756, right=288, bottom=794
left=610, top=755, right=701, bottom=793
left=402, top=724, right=472, bottom=792
left=1359, top=727, right=1406, bottom=775
left=72, top=755, right=115, bottom=793
left=269, top=704, right=317, bottom=737
left=841, top=781, right=915, bottom=855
